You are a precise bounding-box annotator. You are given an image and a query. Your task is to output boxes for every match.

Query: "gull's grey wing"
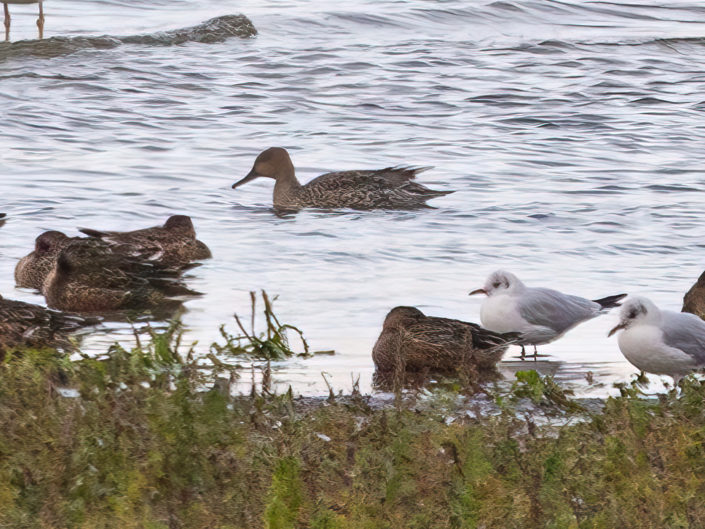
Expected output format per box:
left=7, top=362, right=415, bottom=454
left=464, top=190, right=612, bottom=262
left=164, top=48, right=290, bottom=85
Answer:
left=518, top=287, right=600, bottom=334
left=661, top=311, right=705, bottom=364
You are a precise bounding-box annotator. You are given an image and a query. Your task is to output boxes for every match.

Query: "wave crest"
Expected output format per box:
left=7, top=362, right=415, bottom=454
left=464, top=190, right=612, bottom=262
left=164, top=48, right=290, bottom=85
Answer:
left=0, top=14, right=256, bottom=61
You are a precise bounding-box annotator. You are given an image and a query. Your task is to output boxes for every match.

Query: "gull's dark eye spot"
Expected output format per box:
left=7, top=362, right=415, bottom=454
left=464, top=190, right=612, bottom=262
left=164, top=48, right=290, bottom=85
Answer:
left=628, top=309, right=638, bottom=319
left=493, top=282, right=501, bottom=288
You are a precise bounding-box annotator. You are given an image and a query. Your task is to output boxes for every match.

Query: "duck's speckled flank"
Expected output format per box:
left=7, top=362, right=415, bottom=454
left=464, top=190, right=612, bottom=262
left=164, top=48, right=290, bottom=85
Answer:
left=280, top=167, right=452, bottom=211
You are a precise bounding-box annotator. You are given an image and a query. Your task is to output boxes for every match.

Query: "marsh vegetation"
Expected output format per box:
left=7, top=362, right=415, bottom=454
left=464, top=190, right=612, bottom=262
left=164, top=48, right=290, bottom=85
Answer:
left=1, top=299, right=704, bottom=528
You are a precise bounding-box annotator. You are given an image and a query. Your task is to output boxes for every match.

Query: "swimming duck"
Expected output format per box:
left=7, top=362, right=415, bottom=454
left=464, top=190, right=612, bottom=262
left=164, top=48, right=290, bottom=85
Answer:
left=15, top=230, right=73, bottom=291
left=0, top=294, right=95, bottom=355
left=15, top=230, right=157, bottom=292
left=372, top=306, right=519, bottom=377
left=682, top=271, right=705, bottom=321
left=43, top=238, right=191, bottom=314
left=3, top=0, right=44, bottom=41
left=16, top=218, right=204, bottom=292
left=79, top=215, right=211, bottom=268
left=233, top=147, right=453, bottom=211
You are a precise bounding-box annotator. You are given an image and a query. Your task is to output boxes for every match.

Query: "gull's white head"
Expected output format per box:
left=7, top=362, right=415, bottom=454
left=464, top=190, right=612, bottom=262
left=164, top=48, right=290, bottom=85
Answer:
left=608, top=296, right=660, bottom=337
left=469, top=270, right=523, bottom=297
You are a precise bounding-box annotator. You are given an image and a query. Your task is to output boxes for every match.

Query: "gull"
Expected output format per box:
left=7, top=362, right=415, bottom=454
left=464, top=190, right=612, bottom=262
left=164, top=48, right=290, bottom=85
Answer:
left=3, top=0, right=44, bottom=42
left=608, top=296, right=705, bottom=384
left=469, top=270, right=626, bottom=358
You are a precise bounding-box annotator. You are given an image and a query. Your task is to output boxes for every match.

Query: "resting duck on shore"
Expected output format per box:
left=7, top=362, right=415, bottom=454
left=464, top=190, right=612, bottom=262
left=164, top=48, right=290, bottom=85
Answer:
left=233, top=147, right=453, bottom=211
left=0, top=294, right=96, bottom=355
left=79, top=215, right=211, bottom=268
left=372, top=306, right=519, bottom=378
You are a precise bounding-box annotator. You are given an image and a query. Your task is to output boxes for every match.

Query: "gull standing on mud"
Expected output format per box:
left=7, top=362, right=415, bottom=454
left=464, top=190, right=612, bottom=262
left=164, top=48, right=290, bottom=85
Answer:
left=608, top=296, right=705, bottom=384
left=3, top=0, right=44, bottom=41
left=469, top=270, right=626, bottom=358
left=233, top=147, right=453, bottom=211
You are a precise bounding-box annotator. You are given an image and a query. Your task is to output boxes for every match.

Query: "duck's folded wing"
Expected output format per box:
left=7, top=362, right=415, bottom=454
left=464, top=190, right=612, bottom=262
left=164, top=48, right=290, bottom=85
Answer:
left=407, top=319, right=466, bottom=346
left=312, top=167, right=429, bottom=188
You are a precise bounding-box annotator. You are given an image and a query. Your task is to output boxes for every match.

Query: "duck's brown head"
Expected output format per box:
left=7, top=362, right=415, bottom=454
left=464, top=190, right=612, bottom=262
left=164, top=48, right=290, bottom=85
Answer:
left=232, top=147, right=295, bottom=189
left=383, top=306, right=425, bottom=329
left=163, top=215, right=196, bottom=237
left=35, top=231, right=69, bottom=256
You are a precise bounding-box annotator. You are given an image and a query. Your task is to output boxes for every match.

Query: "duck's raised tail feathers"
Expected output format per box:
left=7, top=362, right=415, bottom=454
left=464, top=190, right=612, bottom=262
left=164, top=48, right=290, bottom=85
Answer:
left=395, top=166, right=453, bottom=197
left=78, top=227, right=109, bottom=238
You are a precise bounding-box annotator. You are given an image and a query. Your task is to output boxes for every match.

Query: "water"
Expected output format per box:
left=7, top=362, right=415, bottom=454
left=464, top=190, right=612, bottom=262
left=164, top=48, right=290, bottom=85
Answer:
left=2, top=0, right=705, bottom=396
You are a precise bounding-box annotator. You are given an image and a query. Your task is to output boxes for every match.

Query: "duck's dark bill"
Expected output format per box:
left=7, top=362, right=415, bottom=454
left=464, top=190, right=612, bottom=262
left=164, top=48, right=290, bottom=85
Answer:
left=232, top=169, right=259, bottom=189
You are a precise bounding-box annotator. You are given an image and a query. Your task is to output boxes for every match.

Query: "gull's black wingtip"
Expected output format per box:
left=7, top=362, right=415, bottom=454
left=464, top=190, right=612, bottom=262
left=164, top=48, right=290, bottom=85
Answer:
left=593, top=293, right=628, bottom=309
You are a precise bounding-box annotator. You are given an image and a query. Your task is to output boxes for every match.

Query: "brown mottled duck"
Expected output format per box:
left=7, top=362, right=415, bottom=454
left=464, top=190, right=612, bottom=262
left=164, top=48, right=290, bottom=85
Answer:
left=15, top=231, right=74, bottom=291
left=233, top=147, right=453, bottom=211
left=372, top=306, right=519, bottom=377
left=78, top=215, right=211, bottom=268
left=682, top=271, right=705, bottom=320
left=43, top=238, right=193, bottom=314
left=16, top=217, right=206, bottom=292
left=0, top=294, right=96, bottom=355
left=15, top=230, right=163, bottom=292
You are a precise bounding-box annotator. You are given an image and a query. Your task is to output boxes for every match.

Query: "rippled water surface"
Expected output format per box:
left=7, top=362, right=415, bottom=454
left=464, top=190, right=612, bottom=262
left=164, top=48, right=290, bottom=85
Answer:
left=3, top=0, right=705, bottom=396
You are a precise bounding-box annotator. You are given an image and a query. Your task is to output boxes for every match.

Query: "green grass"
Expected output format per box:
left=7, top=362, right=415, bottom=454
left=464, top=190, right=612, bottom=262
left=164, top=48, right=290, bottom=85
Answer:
left=1, top=316, right=705, bottom=528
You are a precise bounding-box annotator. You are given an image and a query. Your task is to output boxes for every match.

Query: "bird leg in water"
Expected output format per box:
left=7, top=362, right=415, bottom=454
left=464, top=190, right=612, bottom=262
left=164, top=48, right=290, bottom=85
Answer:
left=533, top=345, right=538, bottom=361
left=36, top=1, right=43, bottom=40
left=3, top=4, right=10, bottom=42
left=520, top=345, right=526, bottom=360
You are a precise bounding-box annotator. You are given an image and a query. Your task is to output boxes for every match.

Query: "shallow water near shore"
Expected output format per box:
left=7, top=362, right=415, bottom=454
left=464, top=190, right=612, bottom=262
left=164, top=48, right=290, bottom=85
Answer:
left=2, top=0, right=705, bottom=396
